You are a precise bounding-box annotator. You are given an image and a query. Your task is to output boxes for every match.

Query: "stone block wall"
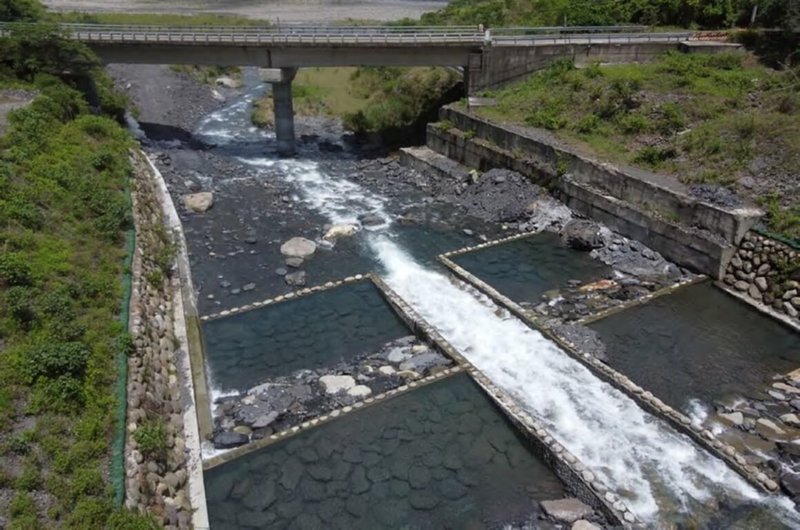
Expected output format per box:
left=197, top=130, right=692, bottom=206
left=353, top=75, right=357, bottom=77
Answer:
left=125, top=152, right=193, bottom=528
left=723, top=231, right=800, bottom=322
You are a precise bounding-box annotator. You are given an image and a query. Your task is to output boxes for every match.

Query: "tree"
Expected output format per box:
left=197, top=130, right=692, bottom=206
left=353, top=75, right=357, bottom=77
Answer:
left=0, top=0, right=45, bottom=22
left=0, top=23, right=99, bottom=81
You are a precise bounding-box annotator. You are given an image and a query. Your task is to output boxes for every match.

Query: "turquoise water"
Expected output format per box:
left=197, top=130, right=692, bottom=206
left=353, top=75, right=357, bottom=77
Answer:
left=590, top=282, right=800, bottom=412
left=451, top=233, right=610, bottom=305
left=202, top=281, right=410, bottom=392
left=205, top=373, right=566, bottom=529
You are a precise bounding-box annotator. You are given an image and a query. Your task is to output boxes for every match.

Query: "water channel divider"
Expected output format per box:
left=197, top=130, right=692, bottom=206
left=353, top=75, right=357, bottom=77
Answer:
left=199, top=273, right=370, bottom=323
left=140, top=151, right=210, bottom=529
left=437, top=243, right=780, bottom=496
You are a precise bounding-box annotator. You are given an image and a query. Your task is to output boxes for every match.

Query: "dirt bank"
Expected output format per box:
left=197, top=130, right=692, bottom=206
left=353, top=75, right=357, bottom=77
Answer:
left=44, top=0, right=445, bottom=23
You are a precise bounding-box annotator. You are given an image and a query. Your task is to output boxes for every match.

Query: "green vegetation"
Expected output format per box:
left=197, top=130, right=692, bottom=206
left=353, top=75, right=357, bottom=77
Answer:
left=342, top=67, right=460, bottom=136
left=478, top=53, right=800, bottom=238
left=421, top=0, right=799, bottom=30
left=252, top=66, right=460, bottom=140
left=0, top=1, right=158, bottom=526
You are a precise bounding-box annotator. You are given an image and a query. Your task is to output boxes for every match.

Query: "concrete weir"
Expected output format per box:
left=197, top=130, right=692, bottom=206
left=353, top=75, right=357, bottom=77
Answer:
left=406, top=105, right=763, bottom=278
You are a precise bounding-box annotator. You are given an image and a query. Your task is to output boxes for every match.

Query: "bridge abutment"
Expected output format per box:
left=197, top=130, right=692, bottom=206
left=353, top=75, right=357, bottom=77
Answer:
left=264, top=68, right=298, bottom=156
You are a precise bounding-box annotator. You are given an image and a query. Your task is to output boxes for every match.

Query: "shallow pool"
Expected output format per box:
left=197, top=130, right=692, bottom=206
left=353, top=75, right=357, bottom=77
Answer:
left=590, top=282, right=800, bottom=412
left=451, top=232, right=610, bottom=305
left=202, top=280, right=410, bottom=392
left=204, top=373, right=566, bottom=529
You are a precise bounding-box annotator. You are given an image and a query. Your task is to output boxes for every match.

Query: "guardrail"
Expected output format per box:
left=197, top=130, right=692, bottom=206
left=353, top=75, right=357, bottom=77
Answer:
left=492, top=31, right=694, bottom=45
left=0, top=22, right=695, bottom=47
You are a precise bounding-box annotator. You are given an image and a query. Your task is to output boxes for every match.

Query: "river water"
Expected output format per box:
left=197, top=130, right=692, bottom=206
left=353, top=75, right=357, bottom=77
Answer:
left=188, top=84, right=799, bottom=526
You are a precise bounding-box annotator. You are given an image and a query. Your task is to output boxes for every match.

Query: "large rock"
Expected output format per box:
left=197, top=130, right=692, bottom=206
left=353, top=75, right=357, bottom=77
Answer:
left=541, top=498, right=593, bottom=523
left=319, top=375, right=356, bottom=394
left=561, top=220, right=606, bottom=251
left=285, top=271, right=306, bottom=287
left=215, top=76, right=241, bottom=88
left=756, top=418, right=787, bottom=438
left=572, top=521, right=601, bottom=530
left=324, top=224, right=358, bottom=241
left=398, top=352, right=449, bottom=372
left=183, top=192, right=214, bottom=213
left=280, top=237, right=316, bottom=259
left=213, top=430, right=249, bottom=449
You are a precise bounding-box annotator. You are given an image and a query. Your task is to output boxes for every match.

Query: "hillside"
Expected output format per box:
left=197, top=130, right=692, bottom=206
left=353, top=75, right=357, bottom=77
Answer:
left=0, top=4, right=159, bottom=528
left=420, top=0, right=798, bottom=30
left=473, top=52, right=800, bottom=239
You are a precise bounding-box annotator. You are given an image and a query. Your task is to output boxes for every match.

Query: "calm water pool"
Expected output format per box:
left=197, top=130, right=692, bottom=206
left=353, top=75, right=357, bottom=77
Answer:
left=451, top=232, right=610, bottom=305
left=204, top=373, right=566, bottom=529
left=590, top=282, right=800, bottom=412
left=202, top=281, right=410, bottom=392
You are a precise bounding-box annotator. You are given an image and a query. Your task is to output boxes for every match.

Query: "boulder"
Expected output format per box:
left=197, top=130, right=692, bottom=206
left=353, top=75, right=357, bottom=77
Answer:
left=541, top=498, right=593, bottom=523
left=183, top=192, right=214, bottom=213
left=285, top=271, right=306, bottom=287
left=348, top=385, right=372, bottom=398
left=780, top=471, right=800, bottom=498
left=756, top=418, right=787, bottom=438
left=572, top=521, right=601, bottom=530
left=718, top=411, right=744, bottom=427
left=285, top=256, right=304, bottom=268
left=560, top=219, right=606, bottom=251
left=280, top=237, right=316, bottom=259
left=359, top=213, right=385, bottom=227
left=399, top=352, right=449, bottom=372
left=213, top=430, right=249, bottom=449
left=324, top=224, right=358, bottom=241
left=215, top=76, right=240, bottom=88
left=319, top=375, right=356, bottom=394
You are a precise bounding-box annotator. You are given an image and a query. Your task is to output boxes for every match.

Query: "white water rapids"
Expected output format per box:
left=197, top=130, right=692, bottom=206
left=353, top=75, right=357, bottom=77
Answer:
left=192, top=94, right=798, bottom=525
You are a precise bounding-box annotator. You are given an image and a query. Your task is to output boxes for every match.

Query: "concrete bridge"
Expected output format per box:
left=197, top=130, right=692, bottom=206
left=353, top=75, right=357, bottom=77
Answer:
left=0, top=23, right=725, bottom=154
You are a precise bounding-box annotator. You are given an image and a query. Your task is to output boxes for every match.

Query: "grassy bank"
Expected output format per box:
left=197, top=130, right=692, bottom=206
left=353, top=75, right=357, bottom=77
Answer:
left=252, top=66, right=460, bottom=140
left=474, top=52, right=800, bottom=238
left=0, top=5, right=158, bottom=527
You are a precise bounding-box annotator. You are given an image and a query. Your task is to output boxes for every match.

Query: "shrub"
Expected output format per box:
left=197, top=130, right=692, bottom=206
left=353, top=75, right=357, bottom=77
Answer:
left=107, top=510, right=162, bottom=530
left=575, top=113, right=601, bottom=134
left=633, top=146, right=677, bottom=167
left=24, top=341, right=90, bottom=382
left=5, top=286, right=38, bottom=327
left=0, top=253, right=33, bottom=286
left=133, top=420, right=168, bottom=460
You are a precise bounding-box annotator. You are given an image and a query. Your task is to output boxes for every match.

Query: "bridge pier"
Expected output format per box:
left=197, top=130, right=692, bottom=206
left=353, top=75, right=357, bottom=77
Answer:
left=263, top=68, right=297, bottom=156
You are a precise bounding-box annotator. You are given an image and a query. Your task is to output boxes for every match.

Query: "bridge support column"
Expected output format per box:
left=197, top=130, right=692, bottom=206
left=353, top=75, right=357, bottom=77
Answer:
left=264, top=68, right=297, bottom=156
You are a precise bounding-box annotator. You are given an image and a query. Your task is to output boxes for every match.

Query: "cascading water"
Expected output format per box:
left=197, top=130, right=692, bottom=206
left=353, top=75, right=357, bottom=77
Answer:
left=192, top=88, right=798, bottom=525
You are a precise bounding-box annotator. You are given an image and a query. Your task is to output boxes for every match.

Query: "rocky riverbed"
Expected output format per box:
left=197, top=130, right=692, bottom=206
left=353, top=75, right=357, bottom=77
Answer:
left=212, top=336, right=454, bottom=449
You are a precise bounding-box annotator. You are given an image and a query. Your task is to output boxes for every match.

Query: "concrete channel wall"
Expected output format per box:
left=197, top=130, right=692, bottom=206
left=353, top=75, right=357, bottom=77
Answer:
left=421, top=105, right=762, bottom=278
left=470, top=41, right=677, bottom=93
left=127, top=151, right=209, bottom=528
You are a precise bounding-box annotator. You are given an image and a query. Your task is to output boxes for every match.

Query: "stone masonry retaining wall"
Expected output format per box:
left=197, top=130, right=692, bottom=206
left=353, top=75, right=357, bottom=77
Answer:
left=438, top=238, right=779, bottom=496
left=125, top=152, right=198, bottom=528
left=425, top=105, right=763, bottom=278
left=722, top=231, right=800, bottom=326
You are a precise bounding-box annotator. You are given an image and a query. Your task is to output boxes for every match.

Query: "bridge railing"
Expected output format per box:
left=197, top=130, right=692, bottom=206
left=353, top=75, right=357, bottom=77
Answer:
left=492, top=31, right=694, bottom=45
left=0, top=22, right=695, bottom=47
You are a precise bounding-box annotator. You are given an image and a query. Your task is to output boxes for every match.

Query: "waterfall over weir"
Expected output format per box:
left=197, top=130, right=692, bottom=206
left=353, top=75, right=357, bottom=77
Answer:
left=192, top=91, right=797, bottom=526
